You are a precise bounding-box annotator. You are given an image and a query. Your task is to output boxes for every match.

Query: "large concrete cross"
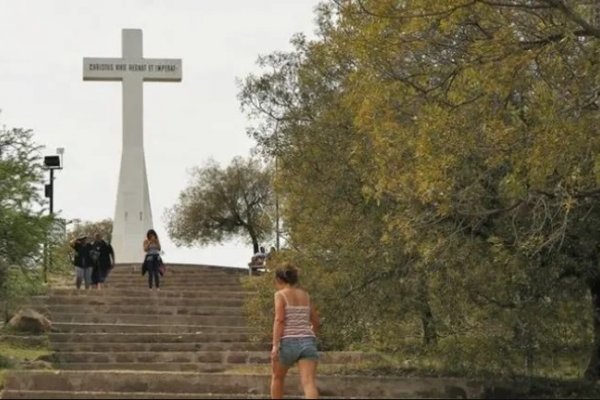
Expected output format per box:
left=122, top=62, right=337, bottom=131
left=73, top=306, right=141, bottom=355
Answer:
left=83, top=29, right=182, bottom=263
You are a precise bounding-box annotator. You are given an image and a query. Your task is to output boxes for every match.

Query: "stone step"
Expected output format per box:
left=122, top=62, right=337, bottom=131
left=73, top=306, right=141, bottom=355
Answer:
left=52, top=341, right=268, bottom=353
left=37, top=304, right=245, bottom=316
left=101, top=285, right=245, bottom=291
left=113, top=262, right=247, bottom=268
left=50, top=312, right=246, bottom=326
left=105, top=276, right=248, bottom=283
left=2, top=370, right=483, bottom=398
left=32, top=296, right=245, bottom=307
left=108, top=265, right=247, bottom=276
left=103, top=281, right=243, bottom=288
left=54, top=362, right=352, bottom=373
left=106, top=274, right=242, bottom=281
left=105, top=274, right=243, bottom=281
left=108, top=268, right=245, bottom=275
left=52, top=351, right=377, bottom=365
left=52, top=322, right=251, bottom=334
left=47, top=288, right=251, bottom=299
left=49, top=332, right=253, bottom=344
left=1, top=390, right=348, bottom=399
left=57, top=362, right=232, bottom=373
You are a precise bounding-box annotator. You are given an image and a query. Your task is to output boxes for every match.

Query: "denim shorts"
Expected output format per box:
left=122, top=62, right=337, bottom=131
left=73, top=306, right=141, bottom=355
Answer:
left=279, top=337, right=319, bottom=367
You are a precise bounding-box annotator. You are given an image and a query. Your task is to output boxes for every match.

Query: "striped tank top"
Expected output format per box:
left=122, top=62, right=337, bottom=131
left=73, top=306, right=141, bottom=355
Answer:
left=280, top=291, right=315, bottom=339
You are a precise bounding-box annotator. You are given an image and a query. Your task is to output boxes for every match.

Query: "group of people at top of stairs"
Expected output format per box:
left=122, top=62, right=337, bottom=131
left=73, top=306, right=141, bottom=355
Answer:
left=70, top=233, right=115, bottom=290
left=69, top=229, right=164, bottom=291
left=271, top=262, right=321, bottom=399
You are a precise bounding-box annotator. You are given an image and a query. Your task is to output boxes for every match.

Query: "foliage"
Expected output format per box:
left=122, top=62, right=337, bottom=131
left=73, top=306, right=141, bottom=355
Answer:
left=1, top=265, right=46, bottom=324
left=0, top=337, right=52, bottom=389
left=240, top=0, right=600, bottom=380
left=0, top=126, right=51, bottom=273
left=67, top=219, right=113, bottom=243
left=0, top=124, right=52, bottom=320
left=165, top=156, right=274, bottom=253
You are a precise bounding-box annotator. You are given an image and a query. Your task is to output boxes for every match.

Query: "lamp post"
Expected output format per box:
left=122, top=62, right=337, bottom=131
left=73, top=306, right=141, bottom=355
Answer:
left=44, top=149, right=64, bottom=214
left=274, top=122, right=280, bottom=251
left=42, top=149, right=64, bottom=282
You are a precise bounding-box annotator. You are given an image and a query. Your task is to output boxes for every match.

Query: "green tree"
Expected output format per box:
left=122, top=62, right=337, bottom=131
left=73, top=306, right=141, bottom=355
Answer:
left=165, top=157, right=274, bottom=254
left=240, top=0, right=600, bottom=379
left=0, top=124, right=52, bottom=320
left=68, top=219, right=113, bottom=243
left=240, top=27, right=439, bottom=351
left=331, top=0, right=600, bottom=378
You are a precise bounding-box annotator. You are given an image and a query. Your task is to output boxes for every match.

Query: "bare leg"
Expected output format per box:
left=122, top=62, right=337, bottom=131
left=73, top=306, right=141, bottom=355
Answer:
left=271, top=358, right=289, bottom=399
left=298, top=359, right=319, bottom=399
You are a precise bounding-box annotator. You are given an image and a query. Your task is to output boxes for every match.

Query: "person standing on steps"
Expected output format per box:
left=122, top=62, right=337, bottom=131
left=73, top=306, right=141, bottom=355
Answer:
left=90, top=233, right=115, bottom=289
left=70, top=236, right=93, bottom=289
left=142, top=229, right=162, bottom=290
left=270, top=263, right=320, bottom=399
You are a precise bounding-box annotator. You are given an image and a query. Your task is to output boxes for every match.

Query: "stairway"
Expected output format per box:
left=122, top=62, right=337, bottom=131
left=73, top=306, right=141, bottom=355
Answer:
left=1, top=264, right=483, bottom=398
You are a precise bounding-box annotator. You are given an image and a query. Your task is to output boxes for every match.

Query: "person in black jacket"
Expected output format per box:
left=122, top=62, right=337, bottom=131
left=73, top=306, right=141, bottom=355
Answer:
left=90, top=233, right=115, bottom=290
left=70, top=236, right=93, bottom=289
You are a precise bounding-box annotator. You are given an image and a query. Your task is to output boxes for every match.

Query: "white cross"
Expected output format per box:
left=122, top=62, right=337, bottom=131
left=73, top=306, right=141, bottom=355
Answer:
left=83, top=29, right=182, bottom=263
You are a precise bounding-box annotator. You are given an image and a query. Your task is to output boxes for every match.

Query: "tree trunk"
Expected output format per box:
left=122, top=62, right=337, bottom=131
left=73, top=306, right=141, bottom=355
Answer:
left=584, top=277, right=600, bottom=380
left=418, top=275, right=438, bottom=346
left=247, top=227, right=259, bottom=254
left=244, top=222, right=259, bottom=255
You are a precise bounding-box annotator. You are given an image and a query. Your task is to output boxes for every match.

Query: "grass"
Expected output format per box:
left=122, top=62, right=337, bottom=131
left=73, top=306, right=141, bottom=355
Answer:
left=0, top=336, right=53, bottom=390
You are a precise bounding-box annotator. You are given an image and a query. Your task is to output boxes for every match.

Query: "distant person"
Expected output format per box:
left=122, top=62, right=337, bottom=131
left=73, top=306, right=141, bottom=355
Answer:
left=90, top=233, right=115, bottom=289
left=271, top=263, right=320, bottom=399
left=248, top=246, right=267, bottom=275
left=142, top=229, right=162, bottom=290
left=265, top=246, right=277, bottom=269
left=70, top=236, right=93, bottom=289
left=249, top=245, right=267, bottom=266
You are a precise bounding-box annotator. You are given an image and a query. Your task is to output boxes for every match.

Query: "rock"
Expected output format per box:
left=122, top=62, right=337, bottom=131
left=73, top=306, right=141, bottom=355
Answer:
left=36, top=354, right=57, bottom=363
left=8, top=309, right=52, bottom=334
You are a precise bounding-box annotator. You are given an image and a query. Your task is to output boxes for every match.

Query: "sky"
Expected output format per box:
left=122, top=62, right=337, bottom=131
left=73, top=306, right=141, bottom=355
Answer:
left=0, top=0, right=321, bottom=268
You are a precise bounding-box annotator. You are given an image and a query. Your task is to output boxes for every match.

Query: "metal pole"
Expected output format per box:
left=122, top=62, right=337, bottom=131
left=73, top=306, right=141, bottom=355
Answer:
left=274, top=122, right=280, bottom=251
left=275, top=154, right=280, bottom=251
left=44, top=168, right=55, bottom=283
left=49, top=169, right=54, bottom=215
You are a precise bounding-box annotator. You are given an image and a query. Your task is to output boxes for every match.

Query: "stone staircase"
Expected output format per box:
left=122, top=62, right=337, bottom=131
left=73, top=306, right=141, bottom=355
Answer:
left=1, top=264, right=483, bottom=398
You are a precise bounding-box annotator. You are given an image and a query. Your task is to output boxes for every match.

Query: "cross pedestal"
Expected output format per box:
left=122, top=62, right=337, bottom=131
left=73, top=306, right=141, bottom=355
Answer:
left=83, top=29, right=182, bottom=263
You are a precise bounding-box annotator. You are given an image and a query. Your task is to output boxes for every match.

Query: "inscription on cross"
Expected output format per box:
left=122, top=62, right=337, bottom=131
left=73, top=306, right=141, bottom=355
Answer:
left=83, top=29, right=182, bottom=263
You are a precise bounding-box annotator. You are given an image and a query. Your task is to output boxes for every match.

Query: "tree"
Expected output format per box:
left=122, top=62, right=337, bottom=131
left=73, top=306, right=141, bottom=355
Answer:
left=68, top=219, right=113, bottom=242
left=0, top=125, right=51, bottom=271
left=330, top=0, right=600, bottom=378
left=165, top=157, right=274, bottom=254
left=240, top=0, right=600, bottom=378
left=0, top=124, right=52, bottom=319
left=240, top=24, right=439, bottom=351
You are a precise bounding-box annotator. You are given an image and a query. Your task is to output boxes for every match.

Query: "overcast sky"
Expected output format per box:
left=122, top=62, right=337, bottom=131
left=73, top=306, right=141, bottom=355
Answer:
left=0, top=0, right=321, bottom=268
